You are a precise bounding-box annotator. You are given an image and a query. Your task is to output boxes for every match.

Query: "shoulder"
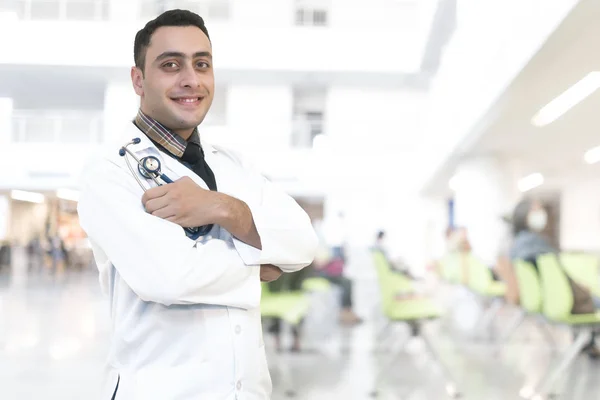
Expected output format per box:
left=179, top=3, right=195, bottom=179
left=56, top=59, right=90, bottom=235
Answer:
left=208, top=142, right=268, bottom=180
left=209, top=142, right=249, bottom=168
left=80, top=124, right=148, bottom=180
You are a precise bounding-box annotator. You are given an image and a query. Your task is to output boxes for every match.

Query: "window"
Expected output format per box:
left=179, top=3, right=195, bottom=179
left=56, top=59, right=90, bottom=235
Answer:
left=141, top=0, right=231, bottom=21
left=11, top=110, right=104, bottom=144
left=295, top=0, right=329, bottom=26
left=11, top=0, right=109, bottom=21
left=292, top=88, right=326, bottom=148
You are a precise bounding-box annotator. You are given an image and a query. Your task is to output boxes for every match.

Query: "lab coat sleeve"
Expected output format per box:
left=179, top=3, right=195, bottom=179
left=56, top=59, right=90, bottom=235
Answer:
left=77, top=157, right=260, bottom=309
left=232, top=174, right=319, bottom=273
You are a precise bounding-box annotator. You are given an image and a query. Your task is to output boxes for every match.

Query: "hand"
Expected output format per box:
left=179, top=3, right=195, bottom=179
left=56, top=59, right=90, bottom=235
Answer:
left=142, top=176, right=221, bottom=228
left=260, top=264, right=283, bottom=282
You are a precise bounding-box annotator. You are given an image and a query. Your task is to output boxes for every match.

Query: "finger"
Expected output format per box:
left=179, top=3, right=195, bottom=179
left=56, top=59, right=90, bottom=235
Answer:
left=144, top=196, right=171, bottom=214
left=152, top=206, right=176, bottom=220
left=142, top=184, right=170, bottom=205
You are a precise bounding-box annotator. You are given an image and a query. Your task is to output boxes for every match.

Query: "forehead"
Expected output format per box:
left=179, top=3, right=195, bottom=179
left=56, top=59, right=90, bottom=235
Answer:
left=147, top=25, right=211, bottom=57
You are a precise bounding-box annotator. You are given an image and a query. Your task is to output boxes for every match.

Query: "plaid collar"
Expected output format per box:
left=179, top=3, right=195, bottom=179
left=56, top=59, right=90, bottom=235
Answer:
left=133, top=109, right=201, bottom=159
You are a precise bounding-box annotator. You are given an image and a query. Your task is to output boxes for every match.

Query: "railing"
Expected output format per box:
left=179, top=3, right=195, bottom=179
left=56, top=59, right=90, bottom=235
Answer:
left=11, top=111, right=104, bottom=144
left=0, top=0, right=231, bottom=21
left=0, top=0, right=110, bottom=21
left=140, top=0, right=231, bottom=20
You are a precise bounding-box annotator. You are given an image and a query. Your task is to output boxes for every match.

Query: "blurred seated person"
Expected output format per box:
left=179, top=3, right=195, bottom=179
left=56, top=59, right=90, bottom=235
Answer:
left=446, top=226, right=472, bottom=284
left=494, top=214, right=520, bottom=304
left=373, top=230, right=418, bottom=280
left=508, top=198, right=600, bottom=358
left=314, top=244, right=362, bottom=326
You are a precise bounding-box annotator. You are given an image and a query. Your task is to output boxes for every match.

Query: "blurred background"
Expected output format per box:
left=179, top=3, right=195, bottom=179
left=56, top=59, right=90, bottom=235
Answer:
left=2, top=0, right=600, bottom=398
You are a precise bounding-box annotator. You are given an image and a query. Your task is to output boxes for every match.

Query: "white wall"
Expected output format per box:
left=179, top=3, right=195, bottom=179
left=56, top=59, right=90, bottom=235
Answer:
left=561, top=178, right=600, bottom=252
left=319, top=87, right=430, bottom=270
left=223, top=85, right=292, bottom=151
left=0, top=97, right=13, bottom=145
left=0, top=195, right=9, bottom=241
left=103, top=81, right=140, bottom=143
left=0, top=20, right=423, bottom=74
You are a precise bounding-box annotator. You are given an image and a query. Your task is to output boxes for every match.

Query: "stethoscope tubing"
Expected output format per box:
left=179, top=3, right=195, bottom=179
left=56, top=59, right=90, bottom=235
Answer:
left=119, top=138, right=211, bottom=239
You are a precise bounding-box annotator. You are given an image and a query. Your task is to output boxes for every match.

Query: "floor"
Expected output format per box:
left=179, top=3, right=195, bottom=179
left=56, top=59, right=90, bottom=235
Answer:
left=0, top=262, right=598, bottom=400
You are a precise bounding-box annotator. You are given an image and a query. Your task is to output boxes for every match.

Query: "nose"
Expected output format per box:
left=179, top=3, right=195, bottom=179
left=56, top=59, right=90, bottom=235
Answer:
left=179, top=64, right=200, bottom=88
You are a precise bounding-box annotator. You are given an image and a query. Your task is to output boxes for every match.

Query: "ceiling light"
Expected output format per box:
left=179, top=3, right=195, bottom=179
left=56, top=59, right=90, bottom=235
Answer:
left=584, top=146, right=600, bottom=164
left=10, top=190, right=45, bottom=204
left=518, top=173, right=544, bottom=192
left=56, top=188, right=80, bottom=202
left=532, top=71, right=600, bottom=127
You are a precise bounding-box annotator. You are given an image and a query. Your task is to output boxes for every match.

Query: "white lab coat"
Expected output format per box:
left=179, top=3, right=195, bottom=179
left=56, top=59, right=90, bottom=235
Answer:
left=77, top=122, right=318, bottom=400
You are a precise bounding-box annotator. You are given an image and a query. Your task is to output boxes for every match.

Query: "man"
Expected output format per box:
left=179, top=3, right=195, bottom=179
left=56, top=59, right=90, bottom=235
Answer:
left=77, top=9, right=317, bottom=399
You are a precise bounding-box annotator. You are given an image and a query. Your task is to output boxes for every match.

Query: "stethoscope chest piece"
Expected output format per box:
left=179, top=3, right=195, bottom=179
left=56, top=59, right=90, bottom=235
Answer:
left=138, top=156, right=162, bottom=179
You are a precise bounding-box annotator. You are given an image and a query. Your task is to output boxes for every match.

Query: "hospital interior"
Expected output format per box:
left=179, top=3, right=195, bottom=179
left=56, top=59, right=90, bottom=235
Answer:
left=2, top=0, right=600, bottom=399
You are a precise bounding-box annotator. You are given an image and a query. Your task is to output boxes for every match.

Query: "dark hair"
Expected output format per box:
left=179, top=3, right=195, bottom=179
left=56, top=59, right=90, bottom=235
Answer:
left=512, top=198, right=532, bottom=236
left=134, top=9, right=211, bottom=72
left=376, top=230, right=385, bottom=239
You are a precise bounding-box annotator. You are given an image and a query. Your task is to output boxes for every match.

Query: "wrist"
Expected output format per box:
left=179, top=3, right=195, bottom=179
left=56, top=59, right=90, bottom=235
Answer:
left=212, top=192, right=234, bottom=227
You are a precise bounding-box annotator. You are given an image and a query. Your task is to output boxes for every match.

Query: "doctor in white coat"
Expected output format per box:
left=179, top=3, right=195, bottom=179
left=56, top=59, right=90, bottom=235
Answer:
left=77, top=9, right=318, bottom=400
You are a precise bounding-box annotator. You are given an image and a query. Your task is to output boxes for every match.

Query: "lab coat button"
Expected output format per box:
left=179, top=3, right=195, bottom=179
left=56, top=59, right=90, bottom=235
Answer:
left=236, top=381, right=242, bottom=390
left=235, top=325, right=241, bottom=334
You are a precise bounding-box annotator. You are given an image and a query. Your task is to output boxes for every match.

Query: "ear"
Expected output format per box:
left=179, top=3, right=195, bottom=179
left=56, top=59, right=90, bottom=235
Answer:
left=131, top=66, right=144, bottom=96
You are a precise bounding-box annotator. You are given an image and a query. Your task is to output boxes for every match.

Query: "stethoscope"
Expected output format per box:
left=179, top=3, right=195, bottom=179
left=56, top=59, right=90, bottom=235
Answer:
left=119, top=138, right=213, bottom=239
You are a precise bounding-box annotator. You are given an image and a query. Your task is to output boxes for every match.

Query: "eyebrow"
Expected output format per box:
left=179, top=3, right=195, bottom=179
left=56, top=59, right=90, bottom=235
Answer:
left=154, top=51, right=213, bottom=63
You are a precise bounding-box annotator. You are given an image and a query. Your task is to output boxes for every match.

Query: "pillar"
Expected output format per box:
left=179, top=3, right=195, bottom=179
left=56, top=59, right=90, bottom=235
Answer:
left=453, top=156, right=519, bottom=266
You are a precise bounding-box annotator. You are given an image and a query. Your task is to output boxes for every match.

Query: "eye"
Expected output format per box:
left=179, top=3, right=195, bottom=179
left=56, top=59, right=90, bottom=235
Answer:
left=196, top=61, right=211, bottom=69
left=162, top=61, right=179, bottom=70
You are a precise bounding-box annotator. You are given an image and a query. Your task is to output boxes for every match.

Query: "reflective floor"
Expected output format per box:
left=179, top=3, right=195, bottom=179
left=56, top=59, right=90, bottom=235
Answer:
left=0, top=261, right=598, bottom=400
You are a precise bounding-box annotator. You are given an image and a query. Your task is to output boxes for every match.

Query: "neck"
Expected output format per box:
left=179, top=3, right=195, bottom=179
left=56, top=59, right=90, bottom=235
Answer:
left=138, top=107, right=196, bottom=141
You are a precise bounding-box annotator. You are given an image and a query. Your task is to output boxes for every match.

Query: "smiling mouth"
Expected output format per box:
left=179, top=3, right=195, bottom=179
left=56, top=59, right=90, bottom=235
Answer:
left=171, top=97, right=203, bottom=105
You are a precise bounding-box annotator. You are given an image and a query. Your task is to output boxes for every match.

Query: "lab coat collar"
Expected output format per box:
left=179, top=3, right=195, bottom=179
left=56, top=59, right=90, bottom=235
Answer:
left=124, top=121, right=218, bottom=155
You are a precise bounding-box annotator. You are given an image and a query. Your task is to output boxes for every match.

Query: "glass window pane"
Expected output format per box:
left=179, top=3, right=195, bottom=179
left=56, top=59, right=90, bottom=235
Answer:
left=65, top=0, right=96, bottom=20
left=30, top=0, right=60, bottom=20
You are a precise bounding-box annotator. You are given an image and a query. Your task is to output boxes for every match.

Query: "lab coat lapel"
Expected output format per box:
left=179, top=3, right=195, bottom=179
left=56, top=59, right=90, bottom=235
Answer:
left=122, top=123, right=211, bottom=190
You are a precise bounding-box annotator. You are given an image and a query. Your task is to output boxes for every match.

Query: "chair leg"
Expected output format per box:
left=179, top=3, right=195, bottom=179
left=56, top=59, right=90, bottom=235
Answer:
left=373, top=320, right=394, bottom=353
left=535, top=318, right=557, bottom=354
left=494, top=310, right=525, bottom=355
left=522, top=329, right=592, bottom=399
left=371, top=327, right=412, bottom=397
left=420, top=328, right=462, bottom=398
left=474, top=298, right=503, bottom=340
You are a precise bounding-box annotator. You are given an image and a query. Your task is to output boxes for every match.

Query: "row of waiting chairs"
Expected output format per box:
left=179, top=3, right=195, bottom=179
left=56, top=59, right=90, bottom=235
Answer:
left=440, top=251, right=600, bottom=399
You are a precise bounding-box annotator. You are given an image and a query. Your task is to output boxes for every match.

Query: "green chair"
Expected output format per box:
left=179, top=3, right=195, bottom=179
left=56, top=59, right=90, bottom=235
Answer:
left=519, top=253, right=600, bottom=400
left=466, top=253, right=506, bottom=297
left=301, top=276, right=332, bottom=292
left=495, top=260, right=555, bottom=355
left=440, top=252, right=462, bottom=284
left=260, top=282, right=311, bottom=397
left=370, top=250, right=461, bottom=399
left=260, top=282, right=310, bottom=327
left=560, top=252, right=600, bottom=297
left=465, top=254, right=506, bottom=340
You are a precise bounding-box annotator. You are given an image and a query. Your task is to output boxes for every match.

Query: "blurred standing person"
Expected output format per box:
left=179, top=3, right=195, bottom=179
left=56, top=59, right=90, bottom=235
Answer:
left=319, top=212, right=361, bottom=325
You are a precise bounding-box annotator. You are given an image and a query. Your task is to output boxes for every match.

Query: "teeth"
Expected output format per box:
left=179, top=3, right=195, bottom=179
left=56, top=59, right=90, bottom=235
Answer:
left=176, top=98, right=198, bottom=103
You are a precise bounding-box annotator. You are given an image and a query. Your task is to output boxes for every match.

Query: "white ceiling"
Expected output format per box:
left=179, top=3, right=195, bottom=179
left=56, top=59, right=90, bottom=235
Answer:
left=423, top=0, right=600, bottom=197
